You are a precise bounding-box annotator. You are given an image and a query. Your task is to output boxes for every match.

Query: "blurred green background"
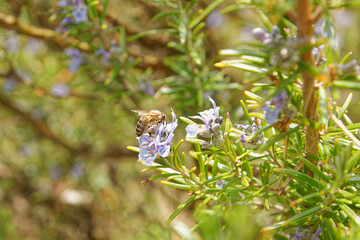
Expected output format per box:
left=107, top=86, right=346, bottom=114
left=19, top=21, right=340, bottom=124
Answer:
left=0, top=0, right=360, bottom=239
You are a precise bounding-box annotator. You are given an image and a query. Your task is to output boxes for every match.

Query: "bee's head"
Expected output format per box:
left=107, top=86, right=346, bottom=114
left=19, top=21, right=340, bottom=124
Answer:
left=159, top=113, right=166, bottom=123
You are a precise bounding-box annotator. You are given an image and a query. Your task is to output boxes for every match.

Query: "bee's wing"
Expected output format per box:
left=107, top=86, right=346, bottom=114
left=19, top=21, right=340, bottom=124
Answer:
left=132, top=110, right=148, bottom=116
left=132, top=110, right=158, bottom=116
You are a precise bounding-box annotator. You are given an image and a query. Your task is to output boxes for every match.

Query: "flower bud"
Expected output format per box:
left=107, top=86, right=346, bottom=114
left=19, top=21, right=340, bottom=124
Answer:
left=252, top=27, right=268, bottom=42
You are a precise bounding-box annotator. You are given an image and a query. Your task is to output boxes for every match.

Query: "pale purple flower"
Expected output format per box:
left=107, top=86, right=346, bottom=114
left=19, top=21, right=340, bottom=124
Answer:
left=2, top=78, right=17, bottom=93
left=50, top=165, right=62, bottom=180
left=19, top=144, right=34, bottom=157
left=137, top=110, right=178, bottom=166
left=70, top=159, right=84, bottom=179
left=292, top=226, right=322, bottom=240
left=5, top=34, right=19, bottom=53
left=73, top=4, right=88, bottom=23
left=139, top=78, right=155, bottom=96
left=312, top=226, right=323, bottom=240
left=312, top=45, right=327, bottom=65
left=56, top=17, right=72, bottom=33
left=58, top=0, right=70, bottom=7
left=95, top=48, right=111, bottom=65
left=252, top=26, right=299, bottom=69
left=263, top=90, right=287, bottom=125
left=57, top=0, right=88, bottom=32
left=252, top=27, right=269, bottom=42
left=235, top=123, right=263, bottom=149
left=51, top=83, right=70, bottom=97
left=185, top=97, right=223, bottom=147
left=26, top=38, right=43, bottom=55
left=15, top=69, right=32, bottom=84
left=65, top=48, right=82, bottom=73
left=206, top=10, right=224, bottom=29
left=314, top=19, right=328, bottom=38
left=312, top=47, right=322, bottom=65
left=216, top=180, right=226, bottom=189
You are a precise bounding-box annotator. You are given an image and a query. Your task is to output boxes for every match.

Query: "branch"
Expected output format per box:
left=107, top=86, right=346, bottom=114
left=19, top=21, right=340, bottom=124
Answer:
left=276, top=0, right=322, bottom=193
left=0, top=11, right=91, bottom=52
left=0, top=11, right=166, bottom=70
left=0, top=93, right=89, bottom=155
left=311, top=6, right=323, bottom=25
left=296, top=0, right=320, bottom=156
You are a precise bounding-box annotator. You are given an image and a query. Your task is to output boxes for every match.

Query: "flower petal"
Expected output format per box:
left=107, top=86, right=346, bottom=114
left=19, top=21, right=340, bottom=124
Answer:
left=186, top=124, right=201, bottom=138
left=264, top=108, right=280, bottom=125
left=138, top=146, right=156, bottom=166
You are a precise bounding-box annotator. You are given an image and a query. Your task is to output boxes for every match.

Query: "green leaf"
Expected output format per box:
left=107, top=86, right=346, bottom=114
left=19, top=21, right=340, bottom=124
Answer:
left=161, top=181, right=190, bottom=190
left=259, top=126, right=301, bottom=152
left=215, top=60, right=266, bottom=73
left=298, top=61, right=318, bottom=76
left=263, top=206, right=322, bottom=230
left=320, top=218, right=337, bottom=240
left=147, top=173, right=181, bottom=182
left=345, top=150, right=360, bottom=173
left=127, top=29, right=176, bottom=42
left=174, top=139, right=185, bottom=155
left=273, top=168, right=325, bottom=190
left=348, top=177, right=360, bottom=183
left=289, top=192, right=324, bottom=207
left=201, top=172, right=234, bottom=185
left=340, top=52, right=353, bottom=64
left=337, top=202, right=360, bottom=226
left=240, top=100, right=253, bottom=125
left=244, top=91, right=263, bottom=103
left=188, top=0, right=225, bottom=29
left=298, top=156, right=331, bottom=183
left=248, top=112, right=264, bottom=119
left=218, top=49, right=267, bottom=58
left=126, top=146, right=139, bottom=153
left=256, top=10, right=272, bottom=31
left=246, top=125, right=272, bottom=142
left=319, top=86, right=329, bottom=125
left=99, top=0, right=110, bottom=27
left=151, top=11, right=178, bottom=21
left=179, top=18, right=187, bottom=45
left=339, top=93, right=353, bottom=119
left=186, top=139, right=206, bottom=144
left=180, top=116, right=197, bottom=125
left=333, top=80, right=360, bottom=91
left=120, top=27, right=127, bottom=53
left=165, top=195, right=197, bottom=226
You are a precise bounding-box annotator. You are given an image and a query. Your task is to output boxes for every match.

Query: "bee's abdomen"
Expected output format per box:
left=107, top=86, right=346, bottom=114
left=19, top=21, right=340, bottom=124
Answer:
left=136, top=119, right=147, bottom=137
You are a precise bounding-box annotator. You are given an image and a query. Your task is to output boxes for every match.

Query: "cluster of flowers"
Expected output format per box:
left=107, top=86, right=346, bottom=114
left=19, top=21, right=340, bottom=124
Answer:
left=263, top=90, right=287, bottom=125
left=252, top=26, right=299, bottom=70
left=185, top=97, right=224, bottom=148
left=56, top=0, right=87, bottom=75
left=57, top=0, right=88, bottom=33
left=62, top=40, right=120, bottom=74
left=254, top=21, right=360, bottom=81
left=292, top=226, right=322, bottom=240
left=311, top=32, right=360, bottom=77
left=137, top=97, right=269, bottom=166
left=138, top=110, right=178, bottom=166
left=235, top=123, right=264, bottom=149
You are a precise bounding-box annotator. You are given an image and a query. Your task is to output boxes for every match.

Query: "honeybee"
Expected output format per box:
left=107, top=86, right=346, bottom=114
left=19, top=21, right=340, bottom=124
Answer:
left=133, top=110, right=166, bottom=137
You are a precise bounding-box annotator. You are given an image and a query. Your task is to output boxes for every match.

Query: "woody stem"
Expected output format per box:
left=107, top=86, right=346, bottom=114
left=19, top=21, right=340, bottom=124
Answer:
left=297, top=0, right=319, bottom=156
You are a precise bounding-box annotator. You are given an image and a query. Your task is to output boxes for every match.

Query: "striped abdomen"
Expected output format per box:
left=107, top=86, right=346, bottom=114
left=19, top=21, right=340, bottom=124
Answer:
left=136, top=117, right=149, bottom=137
